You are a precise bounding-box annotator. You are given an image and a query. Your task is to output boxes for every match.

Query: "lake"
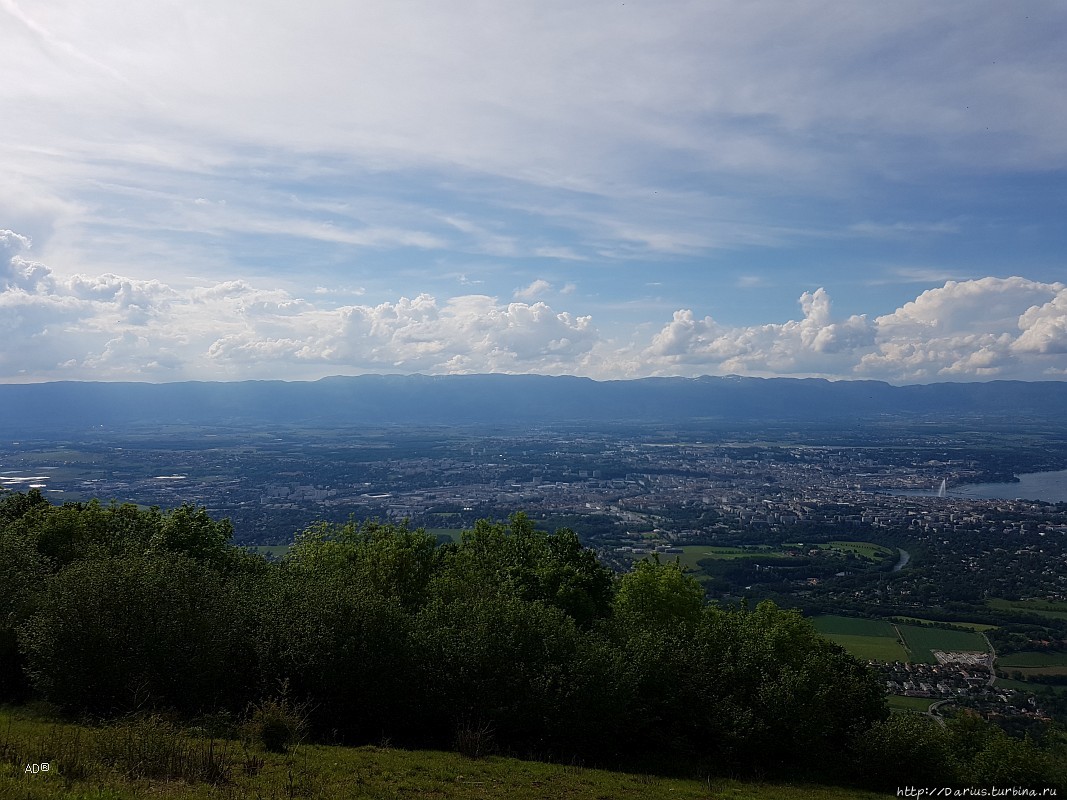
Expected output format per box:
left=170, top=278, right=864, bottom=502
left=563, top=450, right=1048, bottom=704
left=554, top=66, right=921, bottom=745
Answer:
left=950, top=469, right=1067, bottom=503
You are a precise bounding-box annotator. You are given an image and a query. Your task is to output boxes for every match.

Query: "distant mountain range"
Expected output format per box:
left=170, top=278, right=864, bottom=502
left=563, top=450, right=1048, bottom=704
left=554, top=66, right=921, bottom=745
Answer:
left=1, top=375, right=1065, bottom=432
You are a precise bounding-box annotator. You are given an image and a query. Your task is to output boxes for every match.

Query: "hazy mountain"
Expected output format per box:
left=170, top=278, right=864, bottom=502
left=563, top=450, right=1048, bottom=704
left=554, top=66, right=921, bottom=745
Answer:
left=2, top=375, right=1065, bottom=433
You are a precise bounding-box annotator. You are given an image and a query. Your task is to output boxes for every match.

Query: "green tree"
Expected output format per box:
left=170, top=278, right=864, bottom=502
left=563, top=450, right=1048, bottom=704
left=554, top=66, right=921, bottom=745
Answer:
left=613, top=557, right=703, bottom=629
left=433, top=513, right=614, bottom=626
left=18, top=553, right=249, bottom=715
left=255, top=525, right=421, bottom=741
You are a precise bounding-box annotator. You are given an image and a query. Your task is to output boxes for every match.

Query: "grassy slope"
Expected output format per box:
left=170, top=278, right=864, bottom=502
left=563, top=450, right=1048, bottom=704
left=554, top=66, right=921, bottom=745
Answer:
left=0, top=708, right=893, bottom=800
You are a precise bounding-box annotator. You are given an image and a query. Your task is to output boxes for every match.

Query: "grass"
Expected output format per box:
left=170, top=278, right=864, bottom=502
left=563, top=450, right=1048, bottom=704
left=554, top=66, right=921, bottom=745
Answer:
left=424, top=527, right=465, bottom=542
left=824, top=541, right=895, bottom=560
left=998, top=651, right=1067, bottom=676
left=988, top=598, right=1067, bottom=621
left=998, top=652, right=1067, bottom=668
left=0, top=707, right=895, bottom=799
left=675, top=545, right=783, bottom=570
left=996, top=677, right=1067, bottom=695
left=245, top=545, right=290, bottom=559
left=811, top=615, right=989, bottom=664
left=676, top=541, right=892, bottom=574
left=886, top=695, right=934, bottom=713
left=891, top=617, right=997, bottom=632
left=811, top=615, right=909, bottom=662
left=896, top=624, right=988, bottom=664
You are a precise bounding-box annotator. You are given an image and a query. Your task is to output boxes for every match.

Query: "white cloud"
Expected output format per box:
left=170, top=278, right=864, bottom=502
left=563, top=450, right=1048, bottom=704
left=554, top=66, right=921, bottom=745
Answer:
left=638, top=277, right=1067, bottom=382
left=514, top=279, right=553, bottom=301
left=1, top=228, right=1066, bottom=384
left=1013, top=293, right=1067, bottom=355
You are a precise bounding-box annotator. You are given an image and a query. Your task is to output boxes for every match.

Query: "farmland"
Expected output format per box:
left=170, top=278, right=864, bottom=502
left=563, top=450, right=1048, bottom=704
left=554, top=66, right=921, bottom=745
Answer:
left=892, top=617, right=996, bottom=632
left=997, top=651, right=1067, bottom=677
left=898, top=625, right=987, bottom=664
left=811, top=615, right=908, bottom=662
left=812, top=615, right=989, bottom=664
left=988, top=598, right=1067, bottom=622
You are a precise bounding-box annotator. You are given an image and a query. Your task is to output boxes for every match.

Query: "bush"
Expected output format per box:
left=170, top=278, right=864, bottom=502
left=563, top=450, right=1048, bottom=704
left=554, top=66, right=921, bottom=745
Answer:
left=244, top=696, right=308, bottom=754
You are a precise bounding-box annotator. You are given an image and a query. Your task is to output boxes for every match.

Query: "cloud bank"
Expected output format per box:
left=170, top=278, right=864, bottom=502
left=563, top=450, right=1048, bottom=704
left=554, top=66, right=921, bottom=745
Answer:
left=3, top=230, right=1064, bottom=383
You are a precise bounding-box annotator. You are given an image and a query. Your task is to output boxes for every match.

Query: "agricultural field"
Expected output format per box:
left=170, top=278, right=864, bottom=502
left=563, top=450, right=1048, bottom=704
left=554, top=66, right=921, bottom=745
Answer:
left=811, top=615, right=908, bottom=662
left=997, top=651, right=1067, bottom=677
left=897, top=625, right=988, bottom=664
left=892, top=617, right=997, bottom=632
left=988, top=598, right=1067, bottom=621
left=886, top=695, right=934, bottom=713
left=812, top=616, right=989, bottom=664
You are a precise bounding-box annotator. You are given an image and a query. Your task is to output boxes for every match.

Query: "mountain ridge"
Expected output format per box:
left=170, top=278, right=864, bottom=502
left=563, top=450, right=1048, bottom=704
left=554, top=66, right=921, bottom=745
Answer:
left=2, top=374, right=1065, bottom=432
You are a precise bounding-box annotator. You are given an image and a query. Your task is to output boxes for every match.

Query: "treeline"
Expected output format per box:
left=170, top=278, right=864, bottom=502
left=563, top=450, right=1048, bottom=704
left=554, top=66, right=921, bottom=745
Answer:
left=0, top=490, right=1063, bottom=790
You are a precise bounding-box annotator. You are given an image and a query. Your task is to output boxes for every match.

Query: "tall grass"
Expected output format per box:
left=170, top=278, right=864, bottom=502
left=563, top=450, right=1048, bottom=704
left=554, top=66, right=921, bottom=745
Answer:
left=1, top=712, right=232, bottom=786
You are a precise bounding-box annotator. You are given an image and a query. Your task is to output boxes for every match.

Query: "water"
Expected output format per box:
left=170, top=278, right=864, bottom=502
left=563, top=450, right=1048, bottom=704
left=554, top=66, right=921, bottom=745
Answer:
left=951, top=469, right=1067, bottom=503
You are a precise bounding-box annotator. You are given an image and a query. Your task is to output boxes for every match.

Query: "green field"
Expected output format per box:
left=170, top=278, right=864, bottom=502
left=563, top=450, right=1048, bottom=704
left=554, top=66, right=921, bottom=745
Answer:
left=998, top=651, right=1067, bottom=677
left=886, top=695, right=934, bottom=713
left=245, top=544, right=290, bottom=559
left=812, top=615, right=908, bottom=662
left=675, top=544, right=784, bottom=570
left=676, top=540, right=890, bottom=573
left=897, top=625, right=988, bottom=664
left=988, top=598, right=1067, bottom=621
left=892, top=617, right=996, bottom=632
left=425, top=527, right=465, bottom=542
left=998, top=651, right=1067, bottom=667
left=824, top=541, right=895, bottom=560
left=812, top=616, right=989, bottom=664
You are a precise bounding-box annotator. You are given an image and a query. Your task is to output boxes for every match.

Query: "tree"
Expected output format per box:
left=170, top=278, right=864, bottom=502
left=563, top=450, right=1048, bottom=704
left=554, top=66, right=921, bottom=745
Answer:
left=18, top=553, right=249, bottom=715
left=613, top=557, right=703, bottom=630
left=431, top=512, right=615, bottom=627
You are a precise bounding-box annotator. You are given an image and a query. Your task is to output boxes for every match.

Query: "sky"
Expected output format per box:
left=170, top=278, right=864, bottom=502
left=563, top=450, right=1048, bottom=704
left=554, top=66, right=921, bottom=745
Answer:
left=1, top=0, right=1066, bottom=384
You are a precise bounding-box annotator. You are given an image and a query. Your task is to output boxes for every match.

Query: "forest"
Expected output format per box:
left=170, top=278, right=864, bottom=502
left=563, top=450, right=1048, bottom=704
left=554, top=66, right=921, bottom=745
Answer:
left=1, top=489, right=1064, bottom=792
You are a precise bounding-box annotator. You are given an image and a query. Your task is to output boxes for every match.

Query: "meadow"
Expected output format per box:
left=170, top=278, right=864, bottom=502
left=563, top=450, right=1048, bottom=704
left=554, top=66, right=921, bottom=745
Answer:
left=886, top=695, right=934, bottom=713
left=997, top=651, right=1067, bottom=677
left=892, top=616, right=997, bottom=632
left=811, top=615, right=908, bottom=662
left=988, top=598, right=1067, bottom=622
left=898, top=625, right=987, bottom=664
left=676, top=540, right=891, bottom=573
left=0, top=707, right=895, bottom=800
left=812, top=615, right=989, bottom=664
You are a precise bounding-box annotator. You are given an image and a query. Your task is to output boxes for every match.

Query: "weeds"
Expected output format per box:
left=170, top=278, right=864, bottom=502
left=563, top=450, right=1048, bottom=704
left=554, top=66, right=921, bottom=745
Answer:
left=453, top=719, right=496, bottom=759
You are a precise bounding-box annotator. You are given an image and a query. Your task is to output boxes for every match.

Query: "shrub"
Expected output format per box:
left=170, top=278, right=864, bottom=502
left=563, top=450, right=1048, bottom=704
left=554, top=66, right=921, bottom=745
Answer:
left=244, top=696, right=308, bottom=754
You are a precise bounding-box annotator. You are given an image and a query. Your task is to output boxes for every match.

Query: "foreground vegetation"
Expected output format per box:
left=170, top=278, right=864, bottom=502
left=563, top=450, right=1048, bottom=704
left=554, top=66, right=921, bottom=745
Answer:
left=1, top=706, right=899, bottom=800
left=1, top=490, right=1065, bottom=794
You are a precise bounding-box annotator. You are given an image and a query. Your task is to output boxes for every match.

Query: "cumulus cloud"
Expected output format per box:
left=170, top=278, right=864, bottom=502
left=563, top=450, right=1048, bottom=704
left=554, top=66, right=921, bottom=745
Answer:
left=642, top=288, right=875, bottom=376
left=1, top=229, right=1065, bottom=384
left=639, top=278, right=1067, bottom=382
left=1015, top=293, right=1067, bottom=354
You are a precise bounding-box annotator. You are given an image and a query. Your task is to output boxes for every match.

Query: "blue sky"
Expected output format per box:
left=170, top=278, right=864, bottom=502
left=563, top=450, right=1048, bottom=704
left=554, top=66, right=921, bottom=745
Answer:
left=1, top=0, right=1065, bottom=382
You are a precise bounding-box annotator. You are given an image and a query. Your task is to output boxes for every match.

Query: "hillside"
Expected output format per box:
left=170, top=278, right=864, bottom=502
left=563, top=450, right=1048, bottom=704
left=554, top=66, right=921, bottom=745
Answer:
left=0, top=707, right=894, bottom=800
